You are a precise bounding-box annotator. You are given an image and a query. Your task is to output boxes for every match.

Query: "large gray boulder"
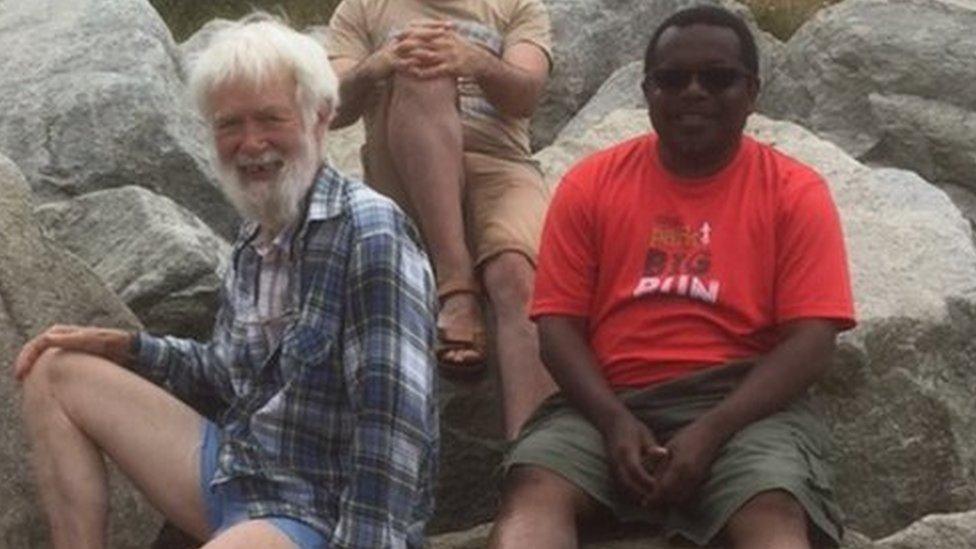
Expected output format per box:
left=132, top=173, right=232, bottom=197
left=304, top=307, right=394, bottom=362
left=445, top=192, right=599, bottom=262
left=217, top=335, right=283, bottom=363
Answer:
left=874, top=511, right=976, bottom=549
left=534, top=104, right=976, bottom=537
left=532, top=0, right=783, bottom=150
left=761, top=0, right=976, bottom=191
left=0, top=0, right=238, bottom=238
left=36, top=186, right=231, bottom=339
left=430, top=371, right=507, bottom=534
left=0, top=155, right=160, bottom=547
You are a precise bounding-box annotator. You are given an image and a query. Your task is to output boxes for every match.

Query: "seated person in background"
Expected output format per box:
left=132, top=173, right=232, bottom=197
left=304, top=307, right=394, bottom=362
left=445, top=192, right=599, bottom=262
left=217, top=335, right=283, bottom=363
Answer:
left=489, top=6, right=855, bottom=548
left=326, top=0, right=557, bottom=439
left=13, top=13, right=437, bottom=549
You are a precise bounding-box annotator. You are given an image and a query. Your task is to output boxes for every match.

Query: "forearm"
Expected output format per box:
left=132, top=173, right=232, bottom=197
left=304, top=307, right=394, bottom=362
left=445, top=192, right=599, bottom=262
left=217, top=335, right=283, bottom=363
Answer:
left=470, top=47, right=545, bottom=119
left=696, top=320, right=838, bottom=444
left=538, top=316, right=632, bottom=434
left=331, top=51, right=392, bottom=129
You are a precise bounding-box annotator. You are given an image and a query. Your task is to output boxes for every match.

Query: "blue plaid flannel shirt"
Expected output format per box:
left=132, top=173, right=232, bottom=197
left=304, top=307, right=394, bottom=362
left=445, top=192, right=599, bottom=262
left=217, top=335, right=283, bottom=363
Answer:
left=134, top=166, right=438, bottom=548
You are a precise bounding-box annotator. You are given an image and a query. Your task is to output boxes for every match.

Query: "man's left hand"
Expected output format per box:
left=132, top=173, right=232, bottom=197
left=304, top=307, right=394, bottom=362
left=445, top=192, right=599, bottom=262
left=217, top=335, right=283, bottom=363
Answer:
left=648, top=419, right=725, bottom=506
left=394, top=22, right=488, bottom=80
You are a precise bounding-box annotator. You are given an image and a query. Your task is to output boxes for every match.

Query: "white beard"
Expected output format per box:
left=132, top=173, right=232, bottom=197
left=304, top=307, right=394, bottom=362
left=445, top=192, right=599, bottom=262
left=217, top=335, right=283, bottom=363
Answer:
left=216, top=132, right=321, bottom=232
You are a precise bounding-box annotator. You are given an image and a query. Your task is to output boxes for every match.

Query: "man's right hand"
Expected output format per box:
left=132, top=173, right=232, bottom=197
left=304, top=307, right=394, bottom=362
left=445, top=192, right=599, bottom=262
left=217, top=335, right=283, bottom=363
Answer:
left=601, top=409, right=670, bottom=505
left=12, top=325, right=136, bottom=382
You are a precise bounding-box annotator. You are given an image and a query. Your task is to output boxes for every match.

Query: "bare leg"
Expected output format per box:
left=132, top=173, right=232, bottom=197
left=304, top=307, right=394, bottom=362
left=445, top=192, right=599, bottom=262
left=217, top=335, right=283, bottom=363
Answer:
left=201, top=520, right=295, bottom=549
left=386, top=73, right=482, bottom=363
left=21, top=349, right=209, bottom=548
left=482, top=252, right=557, bottom=439
left=489, top=465, right=600, bottom=549
left=724, top=490, right=812, bottom=549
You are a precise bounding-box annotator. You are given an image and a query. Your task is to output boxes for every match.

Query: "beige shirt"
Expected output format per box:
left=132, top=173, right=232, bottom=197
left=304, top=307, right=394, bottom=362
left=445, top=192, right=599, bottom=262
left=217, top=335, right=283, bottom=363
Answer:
left=327, top=0, right=552, bottom=161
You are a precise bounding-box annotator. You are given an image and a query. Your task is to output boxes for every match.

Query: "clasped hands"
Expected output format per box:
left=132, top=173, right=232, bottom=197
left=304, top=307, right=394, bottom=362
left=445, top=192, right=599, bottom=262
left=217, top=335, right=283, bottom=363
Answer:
left=603, top=410, right=724, bottom=508
left=378, top=20, right=489, bottom=80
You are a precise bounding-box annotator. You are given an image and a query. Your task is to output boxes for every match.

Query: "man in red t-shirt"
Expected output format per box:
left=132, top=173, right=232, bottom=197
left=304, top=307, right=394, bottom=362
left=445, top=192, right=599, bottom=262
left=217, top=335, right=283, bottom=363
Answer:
left=489, top=6, right=855, bottom=549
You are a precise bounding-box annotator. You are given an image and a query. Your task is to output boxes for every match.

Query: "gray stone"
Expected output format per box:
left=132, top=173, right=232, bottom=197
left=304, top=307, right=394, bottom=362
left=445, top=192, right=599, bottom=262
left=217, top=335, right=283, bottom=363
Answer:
left=534, top=107, right=976, bottom=537
left=35, top=186, right=230, bottom=339
left=867, top=93, right=976, bottom=191
left=0, top=155, right=160, bottom=547
left=326, top=121, right=366, bottom=180
left=532, top=0, right=783, bottom=150
left=875, top=511, right=976, bottom=549
left=430, top=373, right=507, bottom=534
left=0, top=0, right=239, bottom=238
left=761, top=0, right=976, bottom=190
left=940, top=183, right=976, bottom=239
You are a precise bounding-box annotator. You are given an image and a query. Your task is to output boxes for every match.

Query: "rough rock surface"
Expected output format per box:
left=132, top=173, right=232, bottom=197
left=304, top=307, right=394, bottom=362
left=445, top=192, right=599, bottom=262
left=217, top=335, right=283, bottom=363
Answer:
left=533, top=104, right=976, bottom=538
left=874, top=510, right=976, bottom=549
left=326, top=121, right=367, bottom=180
left=36, top=186, right=230, bottom=339
left=430, top=368, right=507, bottom=534
left=0, top=0, right=238, bottom=238
left=940, top=183, right=976, bottom=238
left=0, top=155, right=160, bottom=547
left=761, top=0, right=976, bottom=190
left=532, top=0, right=783, bottom=150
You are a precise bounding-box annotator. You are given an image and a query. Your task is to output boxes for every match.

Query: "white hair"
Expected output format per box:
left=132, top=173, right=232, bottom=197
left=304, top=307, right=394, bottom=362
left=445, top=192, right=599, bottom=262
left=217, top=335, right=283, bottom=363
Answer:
left=187, top=12, right=339, bottom=126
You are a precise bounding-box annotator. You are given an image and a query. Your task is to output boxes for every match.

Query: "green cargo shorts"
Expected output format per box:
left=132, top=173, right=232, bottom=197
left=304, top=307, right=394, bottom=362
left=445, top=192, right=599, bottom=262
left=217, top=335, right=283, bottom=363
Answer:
left=502, top=363, right=843, bottom=546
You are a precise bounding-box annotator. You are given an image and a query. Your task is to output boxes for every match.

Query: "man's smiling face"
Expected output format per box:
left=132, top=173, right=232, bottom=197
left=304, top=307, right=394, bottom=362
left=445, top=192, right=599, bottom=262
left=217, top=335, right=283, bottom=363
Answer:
left=644, top=23, right=758, bottom=176
left=209, top=72, right=321, bottom=230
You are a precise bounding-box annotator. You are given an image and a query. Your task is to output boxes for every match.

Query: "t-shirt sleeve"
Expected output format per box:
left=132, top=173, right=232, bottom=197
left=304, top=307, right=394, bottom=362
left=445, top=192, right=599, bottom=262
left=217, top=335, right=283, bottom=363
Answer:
left=503, top=0, right=552, bottom=66
left=774, top=172, right=856, bottom=330
left=531, top=171, right=597, bottom=320
left=326, top=0, right=372, bottom=62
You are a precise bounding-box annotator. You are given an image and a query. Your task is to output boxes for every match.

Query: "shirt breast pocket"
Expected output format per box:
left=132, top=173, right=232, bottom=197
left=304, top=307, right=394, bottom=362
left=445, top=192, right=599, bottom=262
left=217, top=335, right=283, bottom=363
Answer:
left=278, top=322, right=339, bottom=384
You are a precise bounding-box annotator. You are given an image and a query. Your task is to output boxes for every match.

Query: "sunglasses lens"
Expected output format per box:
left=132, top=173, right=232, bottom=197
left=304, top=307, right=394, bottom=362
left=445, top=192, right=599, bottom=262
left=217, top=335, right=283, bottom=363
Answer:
left=698, top=68, right=742, bottom=93
left=649, top=68, right=747, bottom=94
left=651, top=69, right=692, bottom=92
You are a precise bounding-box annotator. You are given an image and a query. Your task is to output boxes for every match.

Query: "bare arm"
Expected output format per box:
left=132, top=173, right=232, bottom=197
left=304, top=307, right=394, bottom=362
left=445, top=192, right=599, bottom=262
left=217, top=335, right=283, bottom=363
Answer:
left=330, top=50, right=394, bottom=129
left=698, top=319, right=837, bottom=441
left=538, top=315, right=667, bottom=503
left=650, top=319, right=839, bottom=504
left=397, top=24, right=549, bottom=118
left=469, top=41, right=549, bottom=118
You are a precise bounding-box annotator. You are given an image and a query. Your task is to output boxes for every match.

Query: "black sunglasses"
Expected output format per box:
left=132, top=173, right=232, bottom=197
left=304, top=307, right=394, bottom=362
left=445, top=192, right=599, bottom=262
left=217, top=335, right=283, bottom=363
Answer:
left=645, top=67, right=753, bottom=94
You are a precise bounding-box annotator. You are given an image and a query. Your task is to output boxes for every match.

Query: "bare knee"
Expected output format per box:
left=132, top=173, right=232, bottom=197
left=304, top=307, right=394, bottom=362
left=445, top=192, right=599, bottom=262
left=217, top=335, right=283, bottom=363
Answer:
left=23, top=348, right=70, bottom=397
left=498, top=465, right=589, bottom=521
left=389, top=73, right=457, bottom=110
left=483, top=253, right=534, bottom=315
left=22, top=349, right=98, bottom=411
left=725, top=490, right=810, bottom=548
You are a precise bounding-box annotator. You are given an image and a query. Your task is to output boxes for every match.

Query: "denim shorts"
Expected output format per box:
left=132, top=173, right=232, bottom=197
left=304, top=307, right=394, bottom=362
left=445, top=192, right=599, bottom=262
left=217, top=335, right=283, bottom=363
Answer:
left=200, top=421, right=327, bottom=548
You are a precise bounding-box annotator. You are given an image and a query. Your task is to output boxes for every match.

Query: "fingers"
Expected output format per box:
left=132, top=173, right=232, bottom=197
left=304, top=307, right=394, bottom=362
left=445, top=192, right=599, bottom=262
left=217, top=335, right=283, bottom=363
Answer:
left=11, top=325, right=128, bottom=382
left=12, top=324, right=76, bottom=381
left=396, top=24, right=454, bottom=45
left=608, top=436, right=659, bottom=504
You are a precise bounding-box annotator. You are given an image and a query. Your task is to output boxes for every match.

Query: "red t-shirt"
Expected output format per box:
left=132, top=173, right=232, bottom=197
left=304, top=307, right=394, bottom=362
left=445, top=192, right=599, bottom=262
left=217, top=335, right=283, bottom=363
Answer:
left=531, top=134, right=856, bottom=389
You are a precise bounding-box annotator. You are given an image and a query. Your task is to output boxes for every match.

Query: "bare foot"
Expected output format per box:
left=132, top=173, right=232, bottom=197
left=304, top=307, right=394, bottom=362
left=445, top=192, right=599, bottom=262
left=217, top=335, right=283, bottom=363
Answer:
left=437, top=291, right=486, bottom=369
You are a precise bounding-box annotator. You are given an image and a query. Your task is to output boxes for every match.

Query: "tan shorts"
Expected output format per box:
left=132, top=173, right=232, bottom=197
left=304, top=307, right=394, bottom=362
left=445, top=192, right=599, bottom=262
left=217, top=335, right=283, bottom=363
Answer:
left=363, top=147, right=549, bottom=270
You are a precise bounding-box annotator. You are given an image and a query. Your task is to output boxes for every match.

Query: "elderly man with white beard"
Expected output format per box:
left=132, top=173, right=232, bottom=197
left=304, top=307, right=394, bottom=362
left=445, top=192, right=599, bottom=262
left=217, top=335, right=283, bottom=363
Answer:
left=11, top=13, right=438, bottom=549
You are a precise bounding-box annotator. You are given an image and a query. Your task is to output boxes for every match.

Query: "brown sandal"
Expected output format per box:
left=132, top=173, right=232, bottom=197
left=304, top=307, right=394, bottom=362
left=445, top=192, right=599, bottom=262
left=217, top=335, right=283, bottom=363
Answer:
left=435, top=278, right=487, bottom=377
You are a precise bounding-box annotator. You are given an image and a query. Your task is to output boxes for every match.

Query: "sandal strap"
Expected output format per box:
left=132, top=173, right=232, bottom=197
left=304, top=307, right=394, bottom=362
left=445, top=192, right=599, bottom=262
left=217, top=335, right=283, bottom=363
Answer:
left=437, top=276, right=481, bottom=303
